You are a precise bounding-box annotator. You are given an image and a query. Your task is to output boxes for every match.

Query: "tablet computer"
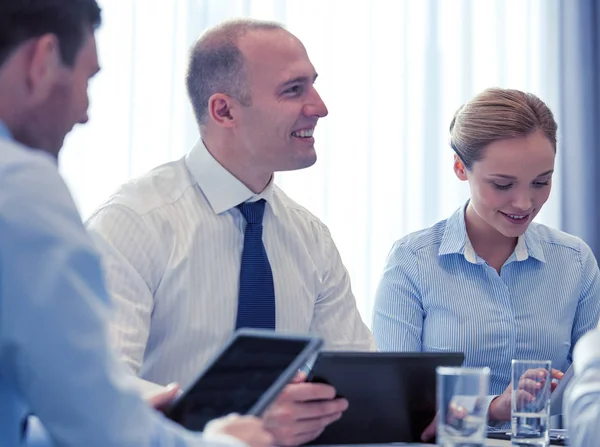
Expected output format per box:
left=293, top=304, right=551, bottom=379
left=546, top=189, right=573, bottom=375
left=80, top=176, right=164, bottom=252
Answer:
left=166, top=329, right=323, bottom=431
left=550, top=364, right=574, bottom=415
left=307, top=351, right=464, bottom=444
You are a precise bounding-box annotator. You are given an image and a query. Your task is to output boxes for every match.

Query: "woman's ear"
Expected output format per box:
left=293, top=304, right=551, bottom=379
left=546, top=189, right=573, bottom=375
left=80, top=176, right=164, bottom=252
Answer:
left=453, top=154, right=469, bottom=181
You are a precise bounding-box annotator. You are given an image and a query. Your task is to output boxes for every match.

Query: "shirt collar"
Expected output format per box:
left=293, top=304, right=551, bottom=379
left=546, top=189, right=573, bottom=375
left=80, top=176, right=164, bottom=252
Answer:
left=0, top=120, right=13, bottom=141
left=184, top=139, right=278, bottom=216
left=438, top=201, right=546, bottom=264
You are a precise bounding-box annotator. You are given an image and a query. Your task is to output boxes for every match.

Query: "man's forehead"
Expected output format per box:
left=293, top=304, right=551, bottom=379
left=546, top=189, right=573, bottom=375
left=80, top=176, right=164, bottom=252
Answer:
left=76, top=32, right=100, bottom=67
left=239, top=28, right=303, bottom=57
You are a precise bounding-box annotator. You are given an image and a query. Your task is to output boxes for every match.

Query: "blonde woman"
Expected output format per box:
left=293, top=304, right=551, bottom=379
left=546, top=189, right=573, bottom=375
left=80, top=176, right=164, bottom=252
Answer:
left=372, top=88, right=600, bottom=429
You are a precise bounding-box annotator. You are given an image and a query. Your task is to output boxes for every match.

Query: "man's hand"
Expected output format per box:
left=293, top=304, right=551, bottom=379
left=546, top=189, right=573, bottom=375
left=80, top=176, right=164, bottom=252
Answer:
left=206, top=414, right=274, bottom=447
left=262, top=372, right=348, bottom=446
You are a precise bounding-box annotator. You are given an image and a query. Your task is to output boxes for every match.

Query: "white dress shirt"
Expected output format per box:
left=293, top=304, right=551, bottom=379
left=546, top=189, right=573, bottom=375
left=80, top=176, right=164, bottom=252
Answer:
left=86, top=139, right=375, bottom=389
left=563, top=329, right=600, bottom=447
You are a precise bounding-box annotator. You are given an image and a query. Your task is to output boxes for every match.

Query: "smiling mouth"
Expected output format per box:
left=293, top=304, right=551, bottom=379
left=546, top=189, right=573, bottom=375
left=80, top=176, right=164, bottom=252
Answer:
left=499, top=211, right=530, bottom=224
left=291, top=128, right=315, bottom=138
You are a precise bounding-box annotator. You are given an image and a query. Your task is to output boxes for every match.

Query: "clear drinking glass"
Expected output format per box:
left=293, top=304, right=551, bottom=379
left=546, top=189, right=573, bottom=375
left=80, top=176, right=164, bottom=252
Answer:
left=511, top=360, right=552, bottom=446
left=436, top=366, right=490, bottom=447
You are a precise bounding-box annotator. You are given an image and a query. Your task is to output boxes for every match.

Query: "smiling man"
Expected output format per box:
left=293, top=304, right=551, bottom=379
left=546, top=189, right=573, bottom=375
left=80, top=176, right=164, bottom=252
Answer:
left=86, top=19, right=375, bottom=447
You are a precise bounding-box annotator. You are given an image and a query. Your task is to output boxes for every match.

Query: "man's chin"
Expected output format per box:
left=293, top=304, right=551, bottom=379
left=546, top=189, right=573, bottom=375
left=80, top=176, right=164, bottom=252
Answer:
left=279, top=154, right=317, bottom=172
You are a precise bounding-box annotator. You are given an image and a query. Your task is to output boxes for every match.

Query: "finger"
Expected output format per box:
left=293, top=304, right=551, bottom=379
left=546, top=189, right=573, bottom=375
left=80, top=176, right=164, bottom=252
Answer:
left=281, top=382, right=339, bottom=402
left=257, top=431, right=275, bottom=447
left=292, top=412, right=343, bottom=433
left=148, top=383, right=180, bottom=410
left=266, top=398, right=348, bottom=425
left=289, top=428, right=326, bottom=446
left=514, top=389, right=536, bottom=407
left=448, top=402, right=468, bottom=419
left=296, top=399, right=348, bottom=420
left=421, top=415, right=437, bottom=442
left=270, top=413, right=342, bottom=446
left=518, top=377, right=545, bottom=394
left=291, top=371, right=308, bottom=384
left=551, top=369, right=565, bottom=380
left=288, top=413, right=343, bottom=446
left=521, top=368, right=548, bottom=380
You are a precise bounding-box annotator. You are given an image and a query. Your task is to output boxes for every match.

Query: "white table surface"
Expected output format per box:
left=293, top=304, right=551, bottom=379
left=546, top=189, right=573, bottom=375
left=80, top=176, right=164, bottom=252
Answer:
left=311, top=441, right=512, bottom=447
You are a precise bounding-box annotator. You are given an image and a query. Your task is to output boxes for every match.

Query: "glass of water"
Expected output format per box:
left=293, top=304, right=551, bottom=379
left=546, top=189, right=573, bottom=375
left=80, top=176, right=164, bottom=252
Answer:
left=436, top=366, right=490, bottom=447
left=511, top=360, right=552, bottom=446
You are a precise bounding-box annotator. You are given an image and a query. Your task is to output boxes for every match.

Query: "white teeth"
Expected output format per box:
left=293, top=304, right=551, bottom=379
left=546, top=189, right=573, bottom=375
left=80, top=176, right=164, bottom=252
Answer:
left=508, top=214, right=526, bottom=220
left=292, top=128, right=314, bottom=138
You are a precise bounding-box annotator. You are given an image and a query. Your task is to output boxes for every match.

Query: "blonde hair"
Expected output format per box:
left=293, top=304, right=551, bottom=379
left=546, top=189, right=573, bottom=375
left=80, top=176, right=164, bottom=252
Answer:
left=449, top=87, right=557, bottom=169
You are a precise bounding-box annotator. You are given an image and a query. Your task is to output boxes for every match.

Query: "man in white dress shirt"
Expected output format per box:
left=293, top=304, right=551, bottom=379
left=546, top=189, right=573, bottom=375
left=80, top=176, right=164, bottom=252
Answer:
left=86, top=18, right=375, bottom=447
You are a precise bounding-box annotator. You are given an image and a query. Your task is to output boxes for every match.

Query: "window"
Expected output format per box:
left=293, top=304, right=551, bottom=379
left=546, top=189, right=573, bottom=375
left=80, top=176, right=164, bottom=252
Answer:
left=61, top=0, right=560, bottom=323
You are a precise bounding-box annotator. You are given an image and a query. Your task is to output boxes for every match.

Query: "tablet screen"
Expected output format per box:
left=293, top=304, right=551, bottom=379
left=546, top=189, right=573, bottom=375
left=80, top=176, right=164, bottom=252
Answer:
left=167, top=330, right=322, bottom=431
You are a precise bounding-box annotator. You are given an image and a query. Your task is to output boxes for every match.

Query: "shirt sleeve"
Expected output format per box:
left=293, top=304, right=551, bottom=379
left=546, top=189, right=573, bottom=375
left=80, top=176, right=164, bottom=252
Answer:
left=86, top=204, right=165, bottom=376
left=372, top=241, right=424, bottom=351
left=569, top=240, right=600, bottom=363
left=0, top=154, right=219, bottom=447
left=564, top=330, right=600, bottom=447
left=309, top=225, right=376, bottom=351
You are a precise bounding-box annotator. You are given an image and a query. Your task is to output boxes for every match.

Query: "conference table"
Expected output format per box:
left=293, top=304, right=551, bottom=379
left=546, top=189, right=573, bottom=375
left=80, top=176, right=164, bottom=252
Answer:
left=26, top=416, right=516, bottom=447
left=312, top=442, right=512, bottom=447
left=24, top=416, right=529, bottom=447
left=312, top=440, right=513, bottom=447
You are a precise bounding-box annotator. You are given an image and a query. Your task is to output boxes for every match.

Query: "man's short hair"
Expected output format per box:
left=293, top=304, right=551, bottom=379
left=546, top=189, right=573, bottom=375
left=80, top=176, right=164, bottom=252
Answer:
left=186, top=18, right=285, bottom=126
left=0, top=0, right=102, bottom=67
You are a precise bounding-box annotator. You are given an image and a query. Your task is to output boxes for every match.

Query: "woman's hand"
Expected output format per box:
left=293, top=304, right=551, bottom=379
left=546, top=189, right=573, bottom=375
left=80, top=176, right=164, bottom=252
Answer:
left=489, top=368, right=564, bottom=421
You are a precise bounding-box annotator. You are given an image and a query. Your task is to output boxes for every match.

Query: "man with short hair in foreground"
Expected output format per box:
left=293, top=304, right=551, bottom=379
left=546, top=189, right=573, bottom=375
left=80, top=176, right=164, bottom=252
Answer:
left=0, top=2, right=272, bottom=446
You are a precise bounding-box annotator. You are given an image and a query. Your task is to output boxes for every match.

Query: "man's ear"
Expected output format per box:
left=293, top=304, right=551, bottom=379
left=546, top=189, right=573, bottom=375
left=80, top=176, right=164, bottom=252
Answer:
left=26, top=34, right=63, bottom=102
left=207, top=93, right=237, bottom=128
left=453, top=154, right=469, bottom=181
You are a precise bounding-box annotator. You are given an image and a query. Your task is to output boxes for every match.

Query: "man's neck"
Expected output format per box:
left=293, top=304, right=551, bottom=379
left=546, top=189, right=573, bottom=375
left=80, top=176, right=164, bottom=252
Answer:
left=201, top=135, right=272, bottom=194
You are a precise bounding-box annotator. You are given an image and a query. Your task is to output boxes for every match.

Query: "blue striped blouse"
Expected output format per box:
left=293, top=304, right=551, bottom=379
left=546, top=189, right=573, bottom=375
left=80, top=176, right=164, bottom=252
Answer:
left=372, top=203, right=600, bottom=400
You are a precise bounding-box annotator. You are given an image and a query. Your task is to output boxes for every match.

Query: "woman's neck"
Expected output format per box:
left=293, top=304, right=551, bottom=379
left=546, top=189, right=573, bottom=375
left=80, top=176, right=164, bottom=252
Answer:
left=464, top=204, right=518, bottom=272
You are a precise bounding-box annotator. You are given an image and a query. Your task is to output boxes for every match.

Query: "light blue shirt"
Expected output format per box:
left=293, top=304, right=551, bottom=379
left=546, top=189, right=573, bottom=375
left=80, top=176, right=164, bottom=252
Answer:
left=563, top=329, right=600, bottom=447
left=0, top=123, right=230, bottom=446
left=373, top=204, right=600, bottom=402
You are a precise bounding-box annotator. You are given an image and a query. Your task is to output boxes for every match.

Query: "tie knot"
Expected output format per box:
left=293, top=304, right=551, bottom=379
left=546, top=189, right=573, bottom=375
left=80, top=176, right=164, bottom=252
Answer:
left=237, top=199, right=266, bottom=224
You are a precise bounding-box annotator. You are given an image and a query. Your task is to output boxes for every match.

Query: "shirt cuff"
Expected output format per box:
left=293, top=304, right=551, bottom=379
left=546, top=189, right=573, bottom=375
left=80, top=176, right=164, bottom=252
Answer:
left=203, top=415, right=250, bottom=447
left=483, top=394, right=508, bottom=429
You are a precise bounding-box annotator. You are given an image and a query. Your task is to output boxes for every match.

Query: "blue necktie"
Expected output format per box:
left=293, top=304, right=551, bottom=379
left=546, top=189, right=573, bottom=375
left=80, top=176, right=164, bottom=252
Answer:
left=235, top=199, right=276, bottom=330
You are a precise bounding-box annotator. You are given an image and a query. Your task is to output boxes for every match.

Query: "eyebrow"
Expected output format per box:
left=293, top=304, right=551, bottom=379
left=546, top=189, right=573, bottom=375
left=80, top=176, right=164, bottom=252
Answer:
left=489, top=169, right=554, bottom=180
left=279, top=73, right=319, bottom=89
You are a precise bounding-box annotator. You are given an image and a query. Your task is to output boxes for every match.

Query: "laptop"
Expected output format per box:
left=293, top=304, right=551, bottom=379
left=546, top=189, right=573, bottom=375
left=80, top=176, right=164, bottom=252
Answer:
left=307, top=351, right=464, bottom=444
left=166, top=328, right=323, bottom=431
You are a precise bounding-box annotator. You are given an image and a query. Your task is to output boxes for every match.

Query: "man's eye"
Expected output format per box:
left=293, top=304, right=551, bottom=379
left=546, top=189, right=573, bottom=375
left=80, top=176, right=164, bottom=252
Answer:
left=284, top=85, right=302, bottom=95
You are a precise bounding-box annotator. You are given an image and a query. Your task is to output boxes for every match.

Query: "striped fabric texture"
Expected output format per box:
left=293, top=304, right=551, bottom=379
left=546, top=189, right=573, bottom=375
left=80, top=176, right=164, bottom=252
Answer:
left=236, top=199, right=276, bottom=330
left=373, top=203, right=600, bottom=398
left=86, top=139, right=375, bottom=389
